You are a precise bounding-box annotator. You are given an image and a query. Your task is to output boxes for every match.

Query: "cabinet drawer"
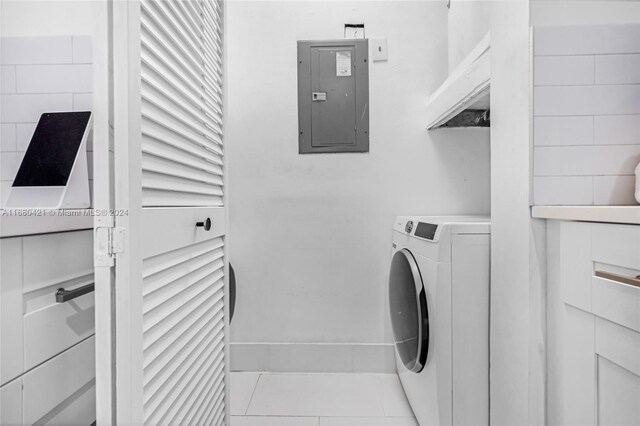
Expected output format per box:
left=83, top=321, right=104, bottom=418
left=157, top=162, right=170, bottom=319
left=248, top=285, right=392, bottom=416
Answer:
left=24, top=280, right=95, bottom=371
left=37, top=380, right=95, bottom=426
left=596, top=317, right=640, bottom=377
left=22, top=336, right=95, bottom=425
left=22, top=231, right=93, bottom=294
left=560, top=221, right=640, bottom=315
left=1, top=230, right=95, bottom=384
left=592, top=273, right=640, bottom=333
left=592, top=223, right=640, bottom=270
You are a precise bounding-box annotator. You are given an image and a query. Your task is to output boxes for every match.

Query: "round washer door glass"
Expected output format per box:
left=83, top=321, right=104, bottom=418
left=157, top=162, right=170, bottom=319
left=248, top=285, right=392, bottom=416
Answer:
left=388, top=249, right=429, bottom=373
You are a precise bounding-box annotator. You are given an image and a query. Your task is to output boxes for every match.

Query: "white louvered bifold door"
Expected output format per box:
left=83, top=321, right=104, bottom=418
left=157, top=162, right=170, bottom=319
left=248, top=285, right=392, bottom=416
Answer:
left=109, top=1, right=228, bottom=425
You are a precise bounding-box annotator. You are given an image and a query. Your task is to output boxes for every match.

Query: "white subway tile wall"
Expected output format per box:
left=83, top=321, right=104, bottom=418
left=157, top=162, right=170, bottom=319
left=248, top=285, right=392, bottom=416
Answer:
left=0, top=36, right=92, bottom=207
left=533, top=25, right=640, bottom=206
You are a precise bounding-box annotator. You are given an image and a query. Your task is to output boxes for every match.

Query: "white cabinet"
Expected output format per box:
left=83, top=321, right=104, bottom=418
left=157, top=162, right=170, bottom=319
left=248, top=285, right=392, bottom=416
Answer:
left=0, top=229, right=95, bottom=425
left=549, top=221, right=640, bottom=425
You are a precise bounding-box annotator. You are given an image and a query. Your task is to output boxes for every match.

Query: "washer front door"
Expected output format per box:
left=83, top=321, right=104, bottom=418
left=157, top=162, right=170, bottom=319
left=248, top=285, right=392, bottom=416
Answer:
left=388, top=248, right=429, bottom=373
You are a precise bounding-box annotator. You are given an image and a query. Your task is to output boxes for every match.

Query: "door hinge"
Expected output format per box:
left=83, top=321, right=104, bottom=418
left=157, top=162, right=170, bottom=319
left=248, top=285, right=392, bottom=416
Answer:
left=95, top=215, right=125, bottom=267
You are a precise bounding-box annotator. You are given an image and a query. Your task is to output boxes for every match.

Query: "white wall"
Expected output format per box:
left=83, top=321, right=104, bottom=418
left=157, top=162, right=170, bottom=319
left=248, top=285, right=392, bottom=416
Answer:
left=447, top=0, right=491, bottom=72
left=0, top=1, right=96, bottom=37
left=227, top=0, right=491, bottom=371
left=488, top=2, right=546, bottom=425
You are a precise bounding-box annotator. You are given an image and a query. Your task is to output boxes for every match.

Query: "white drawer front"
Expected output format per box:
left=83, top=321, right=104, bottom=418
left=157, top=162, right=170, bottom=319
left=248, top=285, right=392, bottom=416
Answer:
left=23, top=283, right=95, bottom=371
left=592, top=223, right=640, bottom=270
left=22, top=336, right=95, bottom=425
left=596, top=317, right=640, bottom=378
left=38, top=380, right=95, bottom=426
left=592, top=274, right=640, bottom=333
left=22, top=230, right=93, bottom=294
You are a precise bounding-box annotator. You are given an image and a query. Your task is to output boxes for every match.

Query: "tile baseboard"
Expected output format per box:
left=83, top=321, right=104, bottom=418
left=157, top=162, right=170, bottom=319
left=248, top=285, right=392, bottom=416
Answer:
left=230, top=343, right=397, bottom=374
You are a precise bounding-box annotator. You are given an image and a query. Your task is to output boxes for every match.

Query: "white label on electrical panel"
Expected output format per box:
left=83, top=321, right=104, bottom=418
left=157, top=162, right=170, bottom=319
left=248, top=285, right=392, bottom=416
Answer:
left=336, top=51, right=352, bottom=77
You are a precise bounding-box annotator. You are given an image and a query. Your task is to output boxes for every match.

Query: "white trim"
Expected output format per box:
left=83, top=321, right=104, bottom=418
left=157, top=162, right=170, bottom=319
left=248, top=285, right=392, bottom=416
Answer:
left=93, top=0, right=115, bottom=424
left=112, top=0, right=144, bottom=423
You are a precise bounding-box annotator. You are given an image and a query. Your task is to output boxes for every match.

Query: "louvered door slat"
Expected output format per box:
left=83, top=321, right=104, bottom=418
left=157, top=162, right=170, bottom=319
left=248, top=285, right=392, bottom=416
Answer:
left=141, top=121, right=223, bottom=165
left=141, top=48, right=202, bottom=102
left=142, top=154, right=223, bottom=185
left=156, top=1, right=203, bottom=51
left=141, top=73, right=207, bottom=126
left=143, top=308, right=222, bottom=385
left=142, top=139, right=223, bottom=177
left=141, top=5, right=206, bottom=78
left=143, top=319, right=223, bottom=400
left=141, top=239, right=226, bottom=425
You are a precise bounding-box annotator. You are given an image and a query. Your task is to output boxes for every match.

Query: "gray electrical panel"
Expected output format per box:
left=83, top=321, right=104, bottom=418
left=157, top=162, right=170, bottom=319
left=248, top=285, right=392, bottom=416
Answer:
left=297, top=39, right=369, bottom=154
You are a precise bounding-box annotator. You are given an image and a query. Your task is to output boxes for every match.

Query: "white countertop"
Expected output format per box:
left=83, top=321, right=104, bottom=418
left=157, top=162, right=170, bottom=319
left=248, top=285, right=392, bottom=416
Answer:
left=0, top=209, right=93, bottom=238
left=532, top=205, right=640, bottom=225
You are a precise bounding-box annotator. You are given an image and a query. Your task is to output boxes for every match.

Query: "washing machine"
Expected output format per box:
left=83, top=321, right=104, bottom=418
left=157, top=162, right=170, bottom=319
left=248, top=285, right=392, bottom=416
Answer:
left=388, top=216, right=490, bottom=426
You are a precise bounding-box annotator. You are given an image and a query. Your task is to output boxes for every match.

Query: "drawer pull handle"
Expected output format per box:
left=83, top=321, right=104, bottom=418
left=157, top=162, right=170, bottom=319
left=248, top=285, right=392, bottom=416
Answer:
left=196, top=217, right=212, bottom=231
left=56, top=283, right=95, bottom=303
left=595, top=271, right=640, bottom=289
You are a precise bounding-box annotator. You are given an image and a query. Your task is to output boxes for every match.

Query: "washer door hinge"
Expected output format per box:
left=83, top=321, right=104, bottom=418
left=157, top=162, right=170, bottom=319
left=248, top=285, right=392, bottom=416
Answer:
left=95, top=215, right=124, bottom=267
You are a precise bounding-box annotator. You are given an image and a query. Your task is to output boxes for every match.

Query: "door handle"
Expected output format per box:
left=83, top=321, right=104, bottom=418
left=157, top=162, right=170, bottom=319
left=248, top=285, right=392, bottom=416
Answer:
left=595, top=270, right=640, bottom=289
left=196, top=217, right=212, bottom=231
left=56, top=283, right=95, bottom=303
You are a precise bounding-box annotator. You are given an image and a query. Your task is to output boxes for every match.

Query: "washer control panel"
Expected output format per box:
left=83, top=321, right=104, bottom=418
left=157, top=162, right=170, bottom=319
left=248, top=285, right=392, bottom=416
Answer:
left=414, top=222, right=438, bottom=240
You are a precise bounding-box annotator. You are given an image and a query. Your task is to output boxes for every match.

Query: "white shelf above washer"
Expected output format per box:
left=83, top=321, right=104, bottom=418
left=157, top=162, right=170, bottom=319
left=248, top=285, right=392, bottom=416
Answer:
left=426, top=32, right=490, bottom=130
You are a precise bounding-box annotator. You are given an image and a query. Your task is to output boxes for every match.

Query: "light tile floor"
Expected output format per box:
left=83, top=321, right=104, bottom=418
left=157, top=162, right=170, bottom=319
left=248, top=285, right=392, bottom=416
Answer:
left=231, top=372, right=418, bottom=426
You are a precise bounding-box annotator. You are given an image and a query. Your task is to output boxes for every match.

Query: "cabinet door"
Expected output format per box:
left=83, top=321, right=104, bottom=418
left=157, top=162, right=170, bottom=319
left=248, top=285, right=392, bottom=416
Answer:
left=597, top=357, right=640, bottom=425
left=595, top=318, right=640, bottom=426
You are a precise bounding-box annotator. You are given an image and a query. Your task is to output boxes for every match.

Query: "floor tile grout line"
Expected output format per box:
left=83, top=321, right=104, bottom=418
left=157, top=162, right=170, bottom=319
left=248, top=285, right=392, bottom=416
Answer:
left=231, top=372, right=416, bottom=422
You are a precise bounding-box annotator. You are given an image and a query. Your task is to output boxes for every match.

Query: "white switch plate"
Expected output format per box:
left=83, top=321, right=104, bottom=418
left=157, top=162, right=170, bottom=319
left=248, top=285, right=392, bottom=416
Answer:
left=371, top=38, right=388, bottom=62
